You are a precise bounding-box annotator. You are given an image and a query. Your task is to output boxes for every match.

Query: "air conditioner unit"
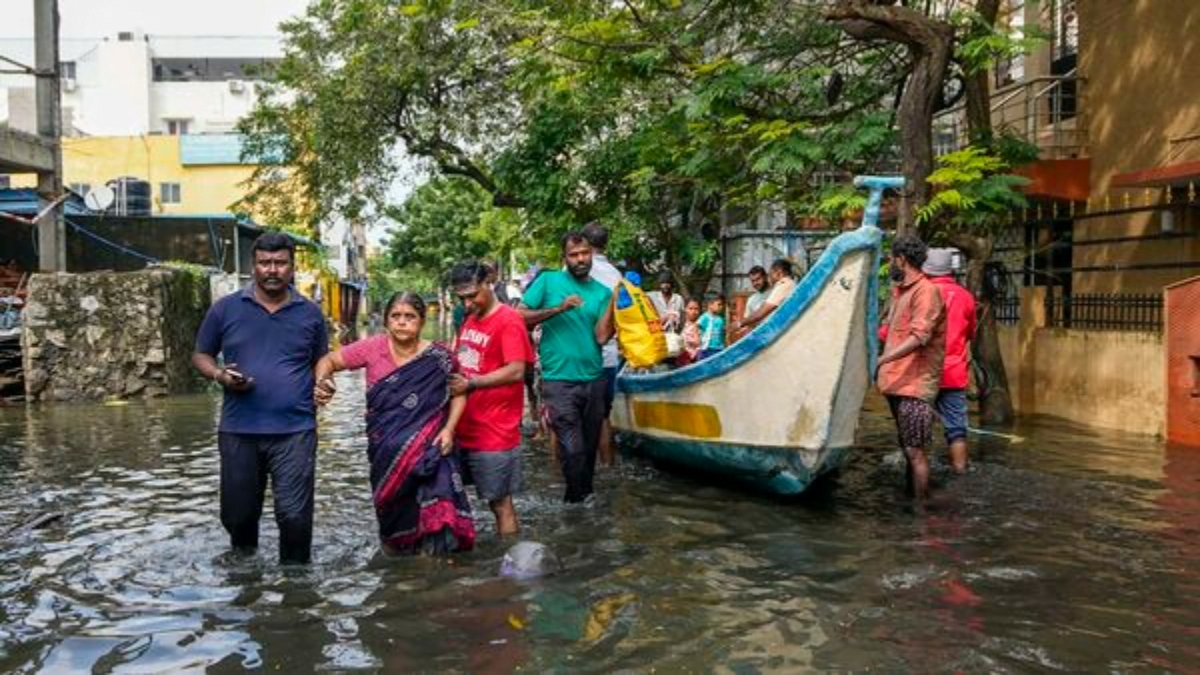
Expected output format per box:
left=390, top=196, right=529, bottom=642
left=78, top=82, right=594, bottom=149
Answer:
left=62, top=78, right=77, bottom=92
left=228, top=80, right=245, bottom=94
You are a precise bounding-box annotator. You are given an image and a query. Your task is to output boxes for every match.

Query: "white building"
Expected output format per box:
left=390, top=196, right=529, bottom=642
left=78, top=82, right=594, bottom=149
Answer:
left=0, top=31, right=281, bottom=137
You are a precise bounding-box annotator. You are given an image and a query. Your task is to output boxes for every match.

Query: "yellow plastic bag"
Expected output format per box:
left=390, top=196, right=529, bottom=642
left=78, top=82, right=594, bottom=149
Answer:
left=614, top=276, right=669, bottom=368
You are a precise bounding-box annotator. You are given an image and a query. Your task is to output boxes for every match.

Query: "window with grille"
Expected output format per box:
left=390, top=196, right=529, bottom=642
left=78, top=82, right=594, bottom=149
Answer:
left=1053, top=0, right=1079, bottom=61
left=160, top=183, right=182, bottom=204
left=165, top=119, right=190, bottom=136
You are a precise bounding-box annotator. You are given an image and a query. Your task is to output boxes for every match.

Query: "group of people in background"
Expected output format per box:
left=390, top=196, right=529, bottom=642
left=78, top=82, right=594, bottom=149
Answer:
left=192, top=223, right=975, bottom=565
left=644, top=257, right=799, bottom=367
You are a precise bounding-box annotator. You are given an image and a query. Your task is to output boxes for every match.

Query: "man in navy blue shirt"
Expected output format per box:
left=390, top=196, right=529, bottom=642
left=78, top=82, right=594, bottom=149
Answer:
left=192, top=232, right=328, bottom=564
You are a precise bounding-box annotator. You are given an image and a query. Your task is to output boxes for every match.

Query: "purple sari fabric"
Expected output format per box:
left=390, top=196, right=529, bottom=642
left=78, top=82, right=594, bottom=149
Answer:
left=364, top=343, right=474, bottom=554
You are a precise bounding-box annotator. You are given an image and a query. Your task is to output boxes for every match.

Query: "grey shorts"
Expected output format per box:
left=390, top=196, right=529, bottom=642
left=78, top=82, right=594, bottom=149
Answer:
left=461, top=447, right=523, bottom=502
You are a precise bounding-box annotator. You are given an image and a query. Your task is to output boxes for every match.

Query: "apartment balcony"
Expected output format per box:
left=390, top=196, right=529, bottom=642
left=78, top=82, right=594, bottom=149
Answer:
left=935, top=70, right=1088, bottom=160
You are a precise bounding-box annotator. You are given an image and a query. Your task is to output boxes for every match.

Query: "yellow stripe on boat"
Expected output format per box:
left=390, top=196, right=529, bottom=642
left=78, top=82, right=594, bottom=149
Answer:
left=632, top=401, right=722, bottom=439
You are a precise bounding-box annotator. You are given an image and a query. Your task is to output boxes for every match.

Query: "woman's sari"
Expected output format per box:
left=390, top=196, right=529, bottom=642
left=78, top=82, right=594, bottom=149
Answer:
left=364, top=343, right=475, bottom=555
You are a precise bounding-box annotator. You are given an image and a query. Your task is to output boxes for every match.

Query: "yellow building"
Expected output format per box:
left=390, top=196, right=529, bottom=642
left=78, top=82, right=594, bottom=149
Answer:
left=13, top=133, right=256, bottom=216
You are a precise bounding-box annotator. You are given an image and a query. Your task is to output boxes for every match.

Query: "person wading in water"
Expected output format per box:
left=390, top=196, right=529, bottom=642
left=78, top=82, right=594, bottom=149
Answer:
left=447, top=260, right=534, bottom=537
left=877, top=234, right=946, bottom=500
left=313, top=293, right=475, bottom=555
left=519, top=231, right=614, bottom=503
left=192, top=232, right=329, bottom=564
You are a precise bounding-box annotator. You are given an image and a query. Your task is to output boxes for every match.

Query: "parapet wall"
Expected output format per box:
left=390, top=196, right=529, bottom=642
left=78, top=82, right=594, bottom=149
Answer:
left=21, top=269, right=210, bottom=402
left=998, top=287, right=1165, bottom=437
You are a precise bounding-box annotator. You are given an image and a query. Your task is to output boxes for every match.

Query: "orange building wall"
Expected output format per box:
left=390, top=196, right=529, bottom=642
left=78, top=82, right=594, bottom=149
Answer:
left=1072, top=0, right=1200, bottom=293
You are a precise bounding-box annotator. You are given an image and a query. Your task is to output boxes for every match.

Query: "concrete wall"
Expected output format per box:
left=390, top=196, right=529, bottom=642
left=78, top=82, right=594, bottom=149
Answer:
left=1073, top=0, right=1200, bottom=294
left=1081, top=0, right=1200, bottom=195
left=21, top=269, right=210, bottom=402
left=151, top=82, right=259, bottom=134
left=998, top=288, right=1165, bottom=436
left=90, top=39, right=153, bottom=136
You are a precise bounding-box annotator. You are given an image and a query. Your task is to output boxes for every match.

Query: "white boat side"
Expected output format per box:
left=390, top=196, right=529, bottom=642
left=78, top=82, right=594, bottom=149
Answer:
left=612, top=225, right=882, bottom=489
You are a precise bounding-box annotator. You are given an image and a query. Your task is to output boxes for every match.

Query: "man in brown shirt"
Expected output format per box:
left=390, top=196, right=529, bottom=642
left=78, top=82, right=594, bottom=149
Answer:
left=877, top=234, right=946, bottom=499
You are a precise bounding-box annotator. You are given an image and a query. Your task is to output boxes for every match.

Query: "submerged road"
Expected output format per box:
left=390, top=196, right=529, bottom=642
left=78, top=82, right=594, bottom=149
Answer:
left=1, top=374, right=1197, bottom=672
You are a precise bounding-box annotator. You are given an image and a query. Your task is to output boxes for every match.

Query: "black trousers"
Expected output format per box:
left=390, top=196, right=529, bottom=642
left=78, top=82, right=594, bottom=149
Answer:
left=218, top=429, right=317, bottom=564
left=542, top=378, right=606, bottom=503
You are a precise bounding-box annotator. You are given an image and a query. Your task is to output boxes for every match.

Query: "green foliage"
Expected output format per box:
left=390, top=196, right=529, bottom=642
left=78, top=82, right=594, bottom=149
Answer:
left=239, top=0, right=910, bottom=289
left=384, top=177, right=493, bottom=280
left=367, top=254, right=437, bottom=308
left=953, top=8, right=1047, bottom=75
left=241, top=0, right=1043, bottom=291
left=915, top=145, right=1029, bottom=233
left=814, top=186, right=868, bottom=221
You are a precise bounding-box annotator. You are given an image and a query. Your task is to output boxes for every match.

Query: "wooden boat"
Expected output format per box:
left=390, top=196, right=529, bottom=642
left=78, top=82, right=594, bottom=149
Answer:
left=612, top=176, right=902, bottom=495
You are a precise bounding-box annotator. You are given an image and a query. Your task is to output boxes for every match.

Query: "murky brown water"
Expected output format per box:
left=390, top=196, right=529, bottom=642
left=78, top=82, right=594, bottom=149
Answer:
left=2, top=374, right=1198, bottom=673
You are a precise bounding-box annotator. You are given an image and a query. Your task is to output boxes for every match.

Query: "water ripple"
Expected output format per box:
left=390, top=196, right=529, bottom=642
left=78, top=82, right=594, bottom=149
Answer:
left=1, top=379, right=1197, bottom=672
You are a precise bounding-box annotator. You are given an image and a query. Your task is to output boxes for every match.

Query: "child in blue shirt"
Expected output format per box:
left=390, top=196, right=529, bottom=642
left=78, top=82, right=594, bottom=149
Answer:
left=697, top=293, right=726, bottom=361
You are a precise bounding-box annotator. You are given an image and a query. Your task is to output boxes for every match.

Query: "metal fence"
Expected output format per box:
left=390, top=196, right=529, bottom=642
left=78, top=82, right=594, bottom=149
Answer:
left=1045, top=289, right=1163, bottom=332
left=992, top=295, right=1022, bottom=326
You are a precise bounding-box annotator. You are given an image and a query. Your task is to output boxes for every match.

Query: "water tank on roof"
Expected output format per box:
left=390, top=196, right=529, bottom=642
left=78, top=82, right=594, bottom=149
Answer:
left=107, top=177, right=151, bottom=216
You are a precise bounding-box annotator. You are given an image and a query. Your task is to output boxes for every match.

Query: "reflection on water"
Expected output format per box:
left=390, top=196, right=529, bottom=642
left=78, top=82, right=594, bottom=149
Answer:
left=1, top=379, right=1197, bottom=672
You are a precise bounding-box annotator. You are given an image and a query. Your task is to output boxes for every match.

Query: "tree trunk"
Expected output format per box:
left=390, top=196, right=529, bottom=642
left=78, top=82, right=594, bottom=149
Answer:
left=895, top=42, right=950, bottom=231
left=950, top=232, right=1015, bottom=425
left=964, top=0, right=1001, bottom=144
left=956, top=0, right=1015, bottom=425
left=829, top=1, right=1014, bottom=423
left=827, top=3, right=954, bottom=232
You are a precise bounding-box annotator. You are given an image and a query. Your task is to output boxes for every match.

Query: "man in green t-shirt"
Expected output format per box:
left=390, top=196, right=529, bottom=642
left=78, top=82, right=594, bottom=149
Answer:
left=519, top=231, right=614, bottom=503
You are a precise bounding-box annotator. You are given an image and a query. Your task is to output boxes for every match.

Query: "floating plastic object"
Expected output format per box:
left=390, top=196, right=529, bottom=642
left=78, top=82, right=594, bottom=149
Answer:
left=499, top=541, right=560, bottom=580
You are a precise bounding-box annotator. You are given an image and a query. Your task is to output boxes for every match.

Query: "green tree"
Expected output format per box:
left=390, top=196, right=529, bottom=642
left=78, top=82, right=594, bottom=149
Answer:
left=384, top=176, right=494, bottom=281
left=367, top=253, right=437, bottom=309
left=240, top=0, right=906, bottom=292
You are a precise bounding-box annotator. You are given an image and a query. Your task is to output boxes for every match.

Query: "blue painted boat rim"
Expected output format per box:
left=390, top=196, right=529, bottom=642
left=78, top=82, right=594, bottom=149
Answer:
left=617, top=225, right=883, bottom=394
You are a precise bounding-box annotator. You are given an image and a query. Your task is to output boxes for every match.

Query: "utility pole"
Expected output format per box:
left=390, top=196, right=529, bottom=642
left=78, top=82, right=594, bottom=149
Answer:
left=34, top=0, right=65, bottom=271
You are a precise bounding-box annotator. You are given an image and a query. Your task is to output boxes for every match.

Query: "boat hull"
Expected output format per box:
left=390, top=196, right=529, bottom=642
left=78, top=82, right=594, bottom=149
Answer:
left=618, top=431, right=850, bottom=495
left=612, top=226, right=882, bottom=496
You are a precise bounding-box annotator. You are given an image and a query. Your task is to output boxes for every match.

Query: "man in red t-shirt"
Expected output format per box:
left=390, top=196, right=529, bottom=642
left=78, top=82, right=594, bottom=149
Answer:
left=448, top=261, right=534, bottom=536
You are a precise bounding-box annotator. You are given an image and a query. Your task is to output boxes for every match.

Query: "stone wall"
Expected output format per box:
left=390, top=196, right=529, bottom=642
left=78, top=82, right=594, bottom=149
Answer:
left=21, top=268, right=210, bottom=401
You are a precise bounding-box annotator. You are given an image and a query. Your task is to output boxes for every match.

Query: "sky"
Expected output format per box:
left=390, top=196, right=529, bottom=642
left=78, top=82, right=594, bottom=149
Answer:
left=0, top=0, right=309, bottom=38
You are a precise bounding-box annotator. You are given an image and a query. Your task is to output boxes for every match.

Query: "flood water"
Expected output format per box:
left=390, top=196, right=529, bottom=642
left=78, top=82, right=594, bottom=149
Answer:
left=2, top=373, right=1198, bottom=673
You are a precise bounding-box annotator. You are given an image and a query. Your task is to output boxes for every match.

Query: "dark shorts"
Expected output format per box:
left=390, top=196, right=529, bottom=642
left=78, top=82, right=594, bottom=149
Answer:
left=461, top=447, right=523, bottom=502
left=886, top=395, right=935, bottom=450
left=935, top=388, right=969, bottom=443
left=602, top=366, right=619, bottom=417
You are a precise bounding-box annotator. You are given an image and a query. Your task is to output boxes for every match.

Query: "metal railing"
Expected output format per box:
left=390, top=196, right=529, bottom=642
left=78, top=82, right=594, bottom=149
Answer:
left=934, top=71, right=1087, bottom=159
left=992, top=295, right=1021, bottom=326
left=1045, top=289, right=1163, bottom=332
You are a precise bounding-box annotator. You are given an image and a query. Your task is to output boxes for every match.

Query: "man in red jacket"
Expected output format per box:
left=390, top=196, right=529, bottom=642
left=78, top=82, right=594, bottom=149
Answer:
left=922, top=248, right=977, bottom=473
